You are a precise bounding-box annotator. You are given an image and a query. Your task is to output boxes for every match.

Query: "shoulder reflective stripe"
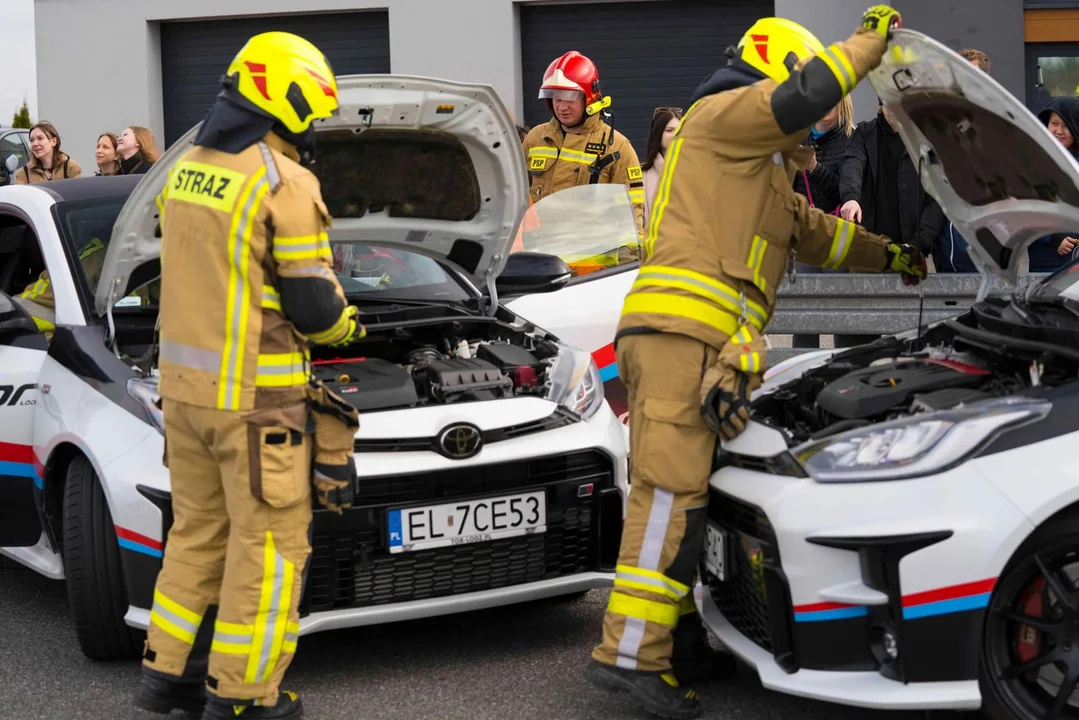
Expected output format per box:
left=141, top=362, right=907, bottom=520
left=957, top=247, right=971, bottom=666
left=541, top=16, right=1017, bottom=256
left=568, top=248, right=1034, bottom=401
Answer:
left=635, top=266, right=768, bottom=329
left=748, top=235, right=768, bottom=293
left=169, top=161, right=247, bottom=213
left=826, top=45, right=856, bottom=92
left=607, top=591, right=679, bottom=627
left=644, top=137, right=685, bottom=257
left=261, top=285, right=282, bottom=311
left=527, top=146, right=559, bottom=158
left=825, top=218, right=854, bottom=269
left=558, top=148, right=600, bottom=165
left=160, top=339, right=222, bottom=373
left=257, top=142, right=282, bottom=192
left=621, top=293, right=741, bottom=337
left=627, top=188, right=646, bottom=204
left=816, top=49, right=850, bottom=95
left=218, top=168, right=270, bottom=411
left=305, top=305, right=351, bottom=345
left=272, top=232, right=332, bottom=262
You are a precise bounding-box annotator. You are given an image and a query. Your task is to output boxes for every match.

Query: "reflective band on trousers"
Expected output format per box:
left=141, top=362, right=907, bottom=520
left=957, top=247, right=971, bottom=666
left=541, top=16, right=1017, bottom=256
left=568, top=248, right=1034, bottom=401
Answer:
left=150, top=589, right=203, bottom=645
left=212, top=619, right=299, bottom=657
left=824, top=218, right=854, bottom=269
left=219, top=167, right=271, bottom=411
left=246, top=531, right=297, bottom=684
left=614, top=564, right=690, bottom=602
left=607, top=591, right=680, bottom=627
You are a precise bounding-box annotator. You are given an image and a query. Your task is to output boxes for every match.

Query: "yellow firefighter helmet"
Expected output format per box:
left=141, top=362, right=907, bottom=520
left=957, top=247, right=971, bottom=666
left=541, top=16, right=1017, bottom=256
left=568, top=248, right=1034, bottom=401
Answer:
left=224, top=31, right=340, bottom=134
left=735, top=18, right=826, bottom=85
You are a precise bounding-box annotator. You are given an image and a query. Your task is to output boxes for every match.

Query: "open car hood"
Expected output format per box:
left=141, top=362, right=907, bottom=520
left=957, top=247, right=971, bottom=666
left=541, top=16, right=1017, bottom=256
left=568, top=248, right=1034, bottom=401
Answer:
left=869, top=30, right=1079, bottom=287
left=95, top=75, right=528, bottom=316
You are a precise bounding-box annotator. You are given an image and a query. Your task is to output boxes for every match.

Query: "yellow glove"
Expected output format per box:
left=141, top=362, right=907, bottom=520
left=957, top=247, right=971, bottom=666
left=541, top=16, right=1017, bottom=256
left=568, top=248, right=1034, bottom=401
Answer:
left=328, top=305, right=366, bottom=348
left=862, top=5, right=902, bottom=38
left=885, top=243, right=928, bottom=286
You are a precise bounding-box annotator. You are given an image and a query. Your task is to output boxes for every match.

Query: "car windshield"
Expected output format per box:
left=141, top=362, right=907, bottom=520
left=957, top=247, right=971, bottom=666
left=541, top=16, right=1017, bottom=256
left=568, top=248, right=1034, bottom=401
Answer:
left=330, top=243, right=470, bottom=302
left=53, top=197, right=126, bottom=302
left=1034, top=256, right=1079, bottom=301
left=511, top=184, right=641, bottom=277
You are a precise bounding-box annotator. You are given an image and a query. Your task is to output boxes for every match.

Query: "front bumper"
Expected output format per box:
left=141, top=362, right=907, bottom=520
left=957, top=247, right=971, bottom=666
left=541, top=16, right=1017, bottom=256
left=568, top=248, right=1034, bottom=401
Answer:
left=698, top=457, right=1035, bottom=712
left=120, top=402, right=628, bottom=632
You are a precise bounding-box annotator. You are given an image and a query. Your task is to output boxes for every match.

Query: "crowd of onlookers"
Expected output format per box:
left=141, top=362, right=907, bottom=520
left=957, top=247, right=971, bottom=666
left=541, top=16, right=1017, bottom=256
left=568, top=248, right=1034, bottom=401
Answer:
left=8, top=121, right=159, bottom=184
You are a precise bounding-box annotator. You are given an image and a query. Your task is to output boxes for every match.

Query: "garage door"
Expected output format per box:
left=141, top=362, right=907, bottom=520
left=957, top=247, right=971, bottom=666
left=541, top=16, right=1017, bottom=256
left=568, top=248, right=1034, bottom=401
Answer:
left=520, top=0, right=771, bottom=156
left=160, top=11, right=390, bottom=146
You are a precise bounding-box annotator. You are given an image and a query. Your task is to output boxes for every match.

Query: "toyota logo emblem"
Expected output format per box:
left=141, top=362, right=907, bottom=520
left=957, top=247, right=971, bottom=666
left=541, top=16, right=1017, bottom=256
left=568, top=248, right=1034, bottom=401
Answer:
left=437, top=423, right=483, bottom=459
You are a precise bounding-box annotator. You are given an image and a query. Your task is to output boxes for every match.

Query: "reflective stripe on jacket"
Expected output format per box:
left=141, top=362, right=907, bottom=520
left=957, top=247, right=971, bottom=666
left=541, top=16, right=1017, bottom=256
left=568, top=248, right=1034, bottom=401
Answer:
left=522, top=114, right=645, bottom=235
left=616, top=28, right=892, bottom=351
left=157, top=132, right=353, bottom=412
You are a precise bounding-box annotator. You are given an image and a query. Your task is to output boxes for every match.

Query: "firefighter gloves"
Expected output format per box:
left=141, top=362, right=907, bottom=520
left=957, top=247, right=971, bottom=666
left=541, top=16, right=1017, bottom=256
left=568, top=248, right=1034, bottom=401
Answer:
left=699, top=326, right=767, bottom=441
left=885, top=242, right=928, bottom=286
left=861, top=5, right=902, bottom=38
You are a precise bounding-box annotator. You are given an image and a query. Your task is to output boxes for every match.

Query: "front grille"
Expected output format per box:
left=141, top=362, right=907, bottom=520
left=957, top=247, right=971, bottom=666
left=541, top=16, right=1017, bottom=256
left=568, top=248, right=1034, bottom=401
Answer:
left=706, top=492, right=781, bottom=652
left=353, top=410, right=577, bottom=453
left=301, top=450, right=616, bottom=613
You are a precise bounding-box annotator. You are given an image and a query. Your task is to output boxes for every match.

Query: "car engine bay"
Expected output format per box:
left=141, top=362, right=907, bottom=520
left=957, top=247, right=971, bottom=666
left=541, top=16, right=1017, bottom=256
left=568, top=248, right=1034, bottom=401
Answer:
left=309, top=316, right=563, bottom=412
left=753, top=317, right=1079, bottom=446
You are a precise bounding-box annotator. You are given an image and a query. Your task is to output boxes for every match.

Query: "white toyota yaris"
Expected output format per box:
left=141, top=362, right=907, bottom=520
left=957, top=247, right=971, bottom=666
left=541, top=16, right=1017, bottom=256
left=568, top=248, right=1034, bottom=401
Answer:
left=0, top=76, right=631, bottom=662
left=697, top=30, right=1079, bottom=720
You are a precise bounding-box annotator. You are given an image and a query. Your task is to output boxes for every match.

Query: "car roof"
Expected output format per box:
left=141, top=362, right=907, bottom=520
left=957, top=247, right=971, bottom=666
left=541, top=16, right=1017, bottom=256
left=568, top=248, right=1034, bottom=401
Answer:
left=36, top=175, right=141, bottom=205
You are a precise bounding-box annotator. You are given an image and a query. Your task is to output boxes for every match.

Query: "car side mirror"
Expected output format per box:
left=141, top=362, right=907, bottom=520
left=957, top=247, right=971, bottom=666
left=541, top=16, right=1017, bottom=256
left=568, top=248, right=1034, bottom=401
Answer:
left=4, top=155, right=18, bottom=174
left=496, top=252, right=572, bottom=297
left=0, top=292, right=40, bottom=340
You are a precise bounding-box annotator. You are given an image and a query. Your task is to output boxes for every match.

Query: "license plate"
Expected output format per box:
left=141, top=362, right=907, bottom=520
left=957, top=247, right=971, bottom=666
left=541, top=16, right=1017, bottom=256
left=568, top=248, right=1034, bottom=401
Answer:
left=386, top=490, right=546, bottom=554
left=704, top=523, right=729, bottom=581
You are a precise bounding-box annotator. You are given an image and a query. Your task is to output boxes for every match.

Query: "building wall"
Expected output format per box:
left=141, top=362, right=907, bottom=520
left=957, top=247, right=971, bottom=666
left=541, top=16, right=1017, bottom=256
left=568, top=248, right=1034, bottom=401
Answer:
left=36, top=0, right=1028, bottom=170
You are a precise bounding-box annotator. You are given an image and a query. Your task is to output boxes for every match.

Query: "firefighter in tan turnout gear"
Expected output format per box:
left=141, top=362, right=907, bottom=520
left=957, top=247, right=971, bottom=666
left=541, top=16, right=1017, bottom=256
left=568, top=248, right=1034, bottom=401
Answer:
left=523, top=51, right=646, bottom=235
left=132, top=32, right=363, bottom=720
left=585, top=8, right=927, bottom=719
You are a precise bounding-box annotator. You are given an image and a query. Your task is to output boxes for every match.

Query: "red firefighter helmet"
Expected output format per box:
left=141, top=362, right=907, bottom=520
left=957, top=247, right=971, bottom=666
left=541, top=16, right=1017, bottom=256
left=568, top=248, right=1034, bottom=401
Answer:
left=539, top=51, right=605, bottom=114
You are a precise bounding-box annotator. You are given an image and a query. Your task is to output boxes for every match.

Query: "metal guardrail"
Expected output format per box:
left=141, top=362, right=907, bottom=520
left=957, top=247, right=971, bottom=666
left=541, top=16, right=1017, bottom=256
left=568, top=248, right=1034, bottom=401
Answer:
left=766, top=273, right=1050, bottom=366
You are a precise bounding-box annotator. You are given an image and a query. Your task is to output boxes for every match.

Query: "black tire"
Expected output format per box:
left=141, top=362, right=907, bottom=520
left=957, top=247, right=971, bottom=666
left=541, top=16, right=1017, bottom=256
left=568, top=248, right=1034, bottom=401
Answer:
left=62, top=455, right=143, bottom=661
left=980, top=509, right=1079, bottom=720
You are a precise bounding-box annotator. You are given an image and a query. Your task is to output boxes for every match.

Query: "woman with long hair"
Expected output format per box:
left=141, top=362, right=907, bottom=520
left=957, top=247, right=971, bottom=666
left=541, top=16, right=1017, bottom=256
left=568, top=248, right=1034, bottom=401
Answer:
left=94, top=132, right=120, bottom=176
left=116, top=125, right=160, bottom=175
left=15, top=121, right=82, bottom=184
left=641, top=106, right=683, bottom=228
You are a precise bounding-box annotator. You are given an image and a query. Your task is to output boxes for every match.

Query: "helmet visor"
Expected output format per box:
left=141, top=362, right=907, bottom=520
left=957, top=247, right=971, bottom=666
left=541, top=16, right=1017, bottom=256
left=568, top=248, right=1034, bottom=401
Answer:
left=539, top=88, right=585, bottom=102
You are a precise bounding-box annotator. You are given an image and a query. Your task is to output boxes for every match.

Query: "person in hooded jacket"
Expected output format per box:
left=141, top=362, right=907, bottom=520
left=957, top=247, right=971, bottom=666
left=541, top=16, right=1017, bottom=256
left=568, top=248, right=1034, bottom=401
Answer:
left=522, top=51, right=645, bottom=235
left=585, top=9, right=926, bottom=720
left=131, top=32, right=364, bottom=720
left=1028, top=96, right=1079, bottom=273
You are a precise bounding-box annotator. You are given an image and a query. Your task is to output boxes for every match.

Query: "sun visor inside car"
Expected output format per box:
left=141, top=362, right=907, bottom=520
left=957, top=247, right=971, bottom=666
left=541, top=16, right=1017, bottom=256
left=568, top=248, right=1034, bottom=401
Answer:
left=312, top=128, right=481, bottom=222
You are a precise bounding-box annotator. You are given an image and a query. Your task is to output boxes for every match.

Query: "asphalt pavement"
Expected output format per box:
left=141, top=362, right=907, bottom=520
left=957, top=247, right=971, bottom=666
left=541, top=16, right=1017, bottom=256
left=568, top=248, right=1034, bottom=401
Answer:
left=1, top=562, right=935, bottom=720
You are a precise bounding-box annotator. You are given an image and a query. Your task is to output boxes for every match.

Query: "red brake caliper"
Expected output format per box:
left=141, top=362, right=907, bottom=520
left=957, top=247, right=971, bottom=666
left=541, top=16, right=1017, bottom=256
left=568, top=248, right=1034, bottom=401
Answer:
left=1016, top=576, right=1048, bottom=664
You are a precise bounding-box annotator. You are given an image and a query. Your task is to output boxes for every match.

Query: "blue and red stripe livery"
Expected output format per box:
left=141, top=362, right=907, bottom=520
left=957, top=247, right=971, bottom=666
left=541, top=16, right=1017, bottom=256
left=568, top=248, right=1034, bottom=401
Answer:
left=592, top=342, right=618, bottom=382
left=793, top=577, right=997, bottom=623
left=115, top=526, right=164, bottom=559
left=0, top=441, right=44, bottom=489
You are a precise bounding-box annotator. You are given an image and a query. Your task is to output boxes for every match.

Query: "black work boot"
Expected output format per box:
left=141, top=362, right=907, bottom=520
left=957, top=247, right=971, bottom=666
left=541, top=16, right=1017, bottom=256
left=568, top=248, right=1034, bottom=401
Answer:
left=585, top=660, right=701, bottom=720
left=133, top=667, right=207, bottom=716
left=201, top=690, right=303, bottom=719
left=671, top=611, right=737, bottom=684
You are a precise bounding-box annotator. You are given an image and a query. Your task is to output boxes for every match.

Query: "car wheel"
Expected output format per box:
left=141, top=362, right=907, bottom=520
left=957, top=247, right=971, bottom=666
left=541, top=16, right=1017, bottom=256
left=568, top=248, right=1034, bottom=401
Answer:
left=62, top=455, right=143, bottom=661
left=980, top=511, right=1079, bottom=720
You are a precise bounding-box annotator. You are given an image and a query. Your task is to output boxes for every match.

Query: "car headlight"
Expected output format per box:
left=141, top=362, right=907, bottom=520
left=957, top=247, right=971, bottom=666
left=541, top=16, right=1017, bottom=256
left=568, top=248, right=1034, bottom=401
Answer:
left=126, top=377, right=165, bottom=435
left=546, top=345, right=605, bottom=421
left=794, top=397, right=1050, bottom=482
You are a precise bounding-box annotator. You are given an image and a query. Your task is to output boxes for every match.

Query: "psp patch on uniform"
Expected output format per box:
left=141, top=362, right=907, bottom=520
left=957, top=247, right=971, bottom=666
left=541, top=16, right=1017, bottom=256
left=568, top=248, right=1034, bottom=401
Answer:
left=529, top=156, right=548, bottom=171
left=627, top=165, right=643, bottom=181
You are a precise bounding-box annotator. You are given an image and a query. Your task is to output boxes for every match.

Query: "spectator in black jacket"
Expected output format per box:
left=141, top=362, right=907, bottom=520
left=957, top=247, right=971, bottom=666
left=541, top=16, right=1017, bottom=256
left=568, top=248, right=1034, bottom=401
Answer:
left=1028, top=96, right=1079, bottom=272
left=839, top=98, right=945, bottom=256
left=791, top=96, right=855, bottom=348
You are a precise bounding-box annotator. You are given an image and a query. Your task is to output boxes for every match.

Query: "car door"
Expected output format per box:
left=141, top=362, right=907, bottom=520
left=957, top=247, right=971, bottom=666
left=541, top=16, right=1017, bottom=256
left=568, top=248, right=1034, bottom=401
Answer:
left=0, top=290, right=48, bottom=547
left=503, top=184, right=640, bottom=423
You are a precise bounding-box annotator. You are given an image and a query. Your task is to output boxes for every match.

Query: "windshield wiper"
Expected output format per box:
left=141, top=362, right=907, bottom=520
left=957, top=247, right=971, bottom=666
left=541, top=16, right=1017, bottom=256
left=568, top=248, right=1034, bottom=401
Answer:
left=347, top=296, right=475, bottom=314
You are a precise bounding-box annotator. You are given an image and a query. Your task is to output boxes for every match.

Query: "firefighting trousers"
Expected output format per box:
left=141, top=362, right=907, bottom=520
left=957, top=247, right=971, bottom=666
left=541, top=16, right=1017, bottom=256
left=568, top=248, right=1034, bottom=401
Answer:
left=143, top=399, right=313, bottom=705
left=592, top=331, right=724, bottom=673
